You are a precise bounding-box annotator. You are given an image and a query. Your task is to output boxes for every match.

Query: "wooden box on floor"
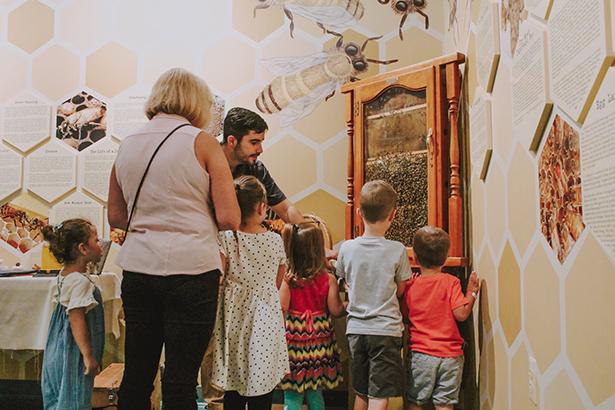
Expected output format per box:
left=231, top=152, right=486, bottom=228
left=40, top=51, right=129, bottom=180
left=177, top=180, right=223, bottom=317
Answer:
left=92, top=363, right=123, bottom=409
left=92, top=363, right=161, bottom=410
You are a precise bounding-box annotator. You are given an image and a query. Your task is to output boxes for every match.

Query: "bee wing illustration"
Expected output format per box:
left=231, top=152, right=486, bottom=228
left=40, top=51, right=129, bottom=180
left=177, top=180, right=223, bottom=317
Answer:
left=285, top=3, right=361, bottom=31
left=278, top=81, right=341, bottom=127
left=261, top=52, right=331, bottom=77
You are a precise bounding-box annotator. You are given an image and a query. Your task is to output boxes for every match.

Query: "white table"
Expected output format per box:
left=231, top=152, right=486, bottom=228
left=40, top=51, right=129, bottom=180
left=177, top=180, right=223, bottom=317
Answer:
left=0, top=272, right=122, bottom=351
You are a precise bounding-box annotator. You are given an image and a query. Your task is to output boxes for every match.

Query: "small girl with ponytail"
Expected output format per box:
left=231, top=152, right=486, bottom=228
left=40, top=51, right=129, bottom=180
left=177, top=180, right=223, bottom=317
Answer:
left=279, top=221, right=345, bottom=410
left=40, top=218, right=105, bottom=410
left=211, top=175, right=289, bottom=410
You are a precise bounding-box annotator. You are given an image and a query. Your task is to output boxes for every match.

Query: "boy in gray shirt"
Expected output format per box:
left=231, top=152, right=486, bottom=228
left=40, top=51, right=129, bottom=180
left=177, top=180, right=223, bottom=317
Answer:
left=336, top=180, right=412, bottom=410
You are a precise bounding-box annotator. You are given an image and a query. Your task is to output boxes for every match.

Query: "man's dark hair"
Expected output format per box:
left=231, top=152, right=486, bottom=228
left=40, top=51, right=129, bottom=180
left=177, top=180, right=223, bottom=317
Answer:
left=222, top=107, right=268, bottom=144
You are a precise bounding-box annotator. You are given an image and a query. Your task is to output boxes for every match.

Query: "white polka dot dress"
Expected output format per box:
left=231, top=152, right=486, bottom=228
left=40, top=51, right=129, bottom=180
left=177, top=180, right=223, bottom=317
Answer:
left=212, top=230, right=290, bottom=396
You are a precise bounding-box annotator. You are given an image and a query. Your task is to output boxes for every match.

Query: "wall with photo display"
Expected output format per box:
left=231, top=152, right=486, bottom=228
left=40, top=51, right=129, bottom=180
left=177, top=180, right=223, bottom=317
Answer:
left=448, top=0, right=615, bottom=409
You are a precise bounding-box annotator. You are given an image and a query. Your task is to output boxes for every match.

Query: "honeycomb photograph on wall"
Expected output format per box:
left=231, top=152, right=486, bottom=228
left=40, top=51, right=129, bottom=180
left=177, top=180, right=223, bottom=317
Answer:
left=56, top=91, right=107, bottom=151
left=538, top=114, right=585, bottom=264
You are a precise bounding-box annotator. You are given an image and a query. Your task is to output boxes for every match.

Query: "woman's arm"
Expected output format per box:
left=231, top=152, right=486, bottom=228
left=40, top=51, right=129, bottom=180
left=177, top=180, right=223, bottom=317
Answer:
left=196, top=132, right=240, bottom=231
left=107, top=166, right=128, bottom=229
left=327, top=274, right=346, bottom=317
left=68, top=308, right=100, bottom=376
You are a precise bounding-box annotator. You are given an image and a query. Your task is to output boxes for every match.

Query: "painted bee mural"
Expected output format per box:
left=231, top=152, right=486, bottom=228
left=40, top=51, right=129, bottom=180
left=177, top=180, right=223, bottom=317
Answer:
left=256, top=32, right=397, bottom=126
left=253, top=0, right=365, bottom=38
left=379, top=0, right=429, bottom=39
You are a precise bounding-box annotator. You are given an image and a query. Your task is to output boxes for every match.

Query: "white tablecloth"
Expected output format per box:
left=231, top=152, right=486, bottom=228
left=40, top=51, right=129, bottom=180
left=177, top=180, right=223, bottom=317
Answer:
left=0, top=272, right=122, bottom=350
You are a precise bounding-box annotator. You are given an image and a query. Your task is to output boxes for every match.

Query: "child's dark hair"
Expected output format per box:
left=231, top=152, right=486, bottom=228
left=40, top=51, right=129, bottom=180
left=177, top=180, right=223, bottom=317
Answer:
left=41, top=218, right=94, bottom=264
left=234, top=175, right=266, bottom=222
left=360, top=180, right=397, bottom=223
left=413, top=226, right=450, bottom=269
left=223, top=107, right=268, bottom=144
left=282, top=221, right=326, bottom=285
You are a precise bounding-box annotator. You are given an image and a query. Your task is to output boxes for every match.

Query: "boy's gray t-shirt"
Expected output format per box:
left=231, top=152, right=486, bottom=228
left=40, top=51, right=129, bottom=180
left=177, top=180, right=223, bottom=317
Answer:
left=336, top=236, right=412, bottom=337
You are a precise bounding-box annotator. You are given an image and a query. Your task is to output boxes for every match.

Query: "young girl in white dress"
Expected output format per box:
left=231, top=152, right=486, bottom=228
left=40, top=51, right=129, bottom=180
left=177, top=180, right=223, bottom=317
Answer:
left=212, top=175, right=289, bottom=409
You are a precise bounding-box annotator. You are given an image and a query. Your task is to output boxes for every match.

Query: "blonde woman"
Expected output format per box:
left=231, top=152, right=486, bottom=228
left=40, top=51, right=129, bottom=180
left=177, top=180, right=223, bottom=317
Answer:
left=108, top=68, right=240, bottom=410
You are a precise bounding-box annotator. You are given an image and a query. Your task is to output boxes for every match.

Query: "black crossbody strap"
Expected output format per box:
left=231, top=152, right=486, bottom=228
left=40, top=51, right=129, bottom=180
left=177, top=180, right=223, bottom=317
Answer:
left=124, top=123, right=191, bottom=235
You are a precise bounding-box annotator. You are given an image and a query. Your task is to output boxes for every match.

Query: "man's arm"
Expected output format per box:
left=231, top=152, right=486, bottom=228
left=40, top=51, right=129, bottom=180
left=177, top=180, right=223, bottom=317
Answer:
left=270, top=199, right=304, bottom=224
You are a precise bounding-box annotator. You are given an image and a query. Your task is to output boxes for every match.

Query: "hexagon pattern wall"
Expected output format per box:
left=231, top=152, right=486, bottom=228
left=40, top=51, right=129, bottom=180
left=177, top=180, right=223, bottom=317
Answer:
left=461, top=0, right=615, bottom=409
left=1, top=2, right=614, bottom=410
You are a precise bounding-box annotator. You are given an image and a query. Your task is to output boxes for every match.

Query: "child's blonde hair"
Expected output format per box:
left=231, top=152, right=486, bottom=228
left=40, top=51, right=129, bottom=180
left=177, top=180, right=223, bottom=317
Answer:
left=303, top=214, right=333, bottom=249
left=359, top=180, right=397, bottom=223
left=41, top=219, right=94, bottom=264
left=282, top=221, right=326, bottom=285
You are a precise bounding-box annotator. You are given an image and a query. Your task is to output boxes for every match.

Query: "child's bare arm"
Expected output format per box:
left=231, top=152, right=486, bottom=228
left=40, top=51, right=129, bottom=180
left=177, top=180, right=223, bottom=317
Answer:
left=396, top=279, right=409, bottom=298
left=219, top=252, right=227, bottom=285
left=453, top=271, right=480, bottom=321
left=276, top=264, right=285, bottom=290
left=327, top=274, right=346, bottom=317
left=68, top=308, right=100, bottom=376
left=279, top=279, right=290, bottom=315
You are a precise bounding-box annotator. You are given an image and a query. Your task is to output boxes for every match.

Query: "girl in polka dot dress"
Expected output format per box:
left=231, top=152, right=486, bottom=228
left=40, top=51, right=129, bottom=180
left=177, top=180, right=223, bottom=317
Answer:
left=212, top=175, right=290, bottom=409
left=279, top=221, right=346, bottom=410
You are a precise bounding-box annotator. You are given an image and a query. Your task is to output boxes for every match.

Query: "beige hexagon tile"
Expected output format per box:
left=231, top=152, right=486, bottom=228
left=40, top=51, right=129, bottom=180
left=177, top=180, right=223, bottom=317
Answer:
left=465, top=32, right=479, bottom=105
left=507, top=144, right=537, bottom=256
left=203, top=37, right=256, bottom=94
left=143, top=44, right=199, bottom=86
left=484, top=161, right=506, bottom=250
left=424, top=0, right=446, bottom=34
left=292, top=13, right=328, bottom=38
left=0, top=47, right=28, bottom=103
left=360, top=0, right=404, bottom=37
left=543, top=371, right=585, bottom=410
left=566, top=232, right=615, bottom=405
left=227, top=84, right=283, bottom=139
left=57, top=0, right=112, bottom=53
left=385, top=27, right=441, bottom=70
left=86, top=43, right=137, bottom=98
left=511, top=344, right=536, bottom=410
left=258, top=136, right=316, bottom=198
left=491, top=63, right=514, bottom=160
left=234, top=0, right=284, bottom=42
left=295, top=189, right=345, bottom=244
left=260, top=31, right=319, bottom=83
left=492, top=331, right=510, bottom=410
left=524, top=244, right=560, bottom=373
left=477, top=247, right=496, bottom=334
left=295, top=92, right=345, bottom=144
left=7, top=0, right=54, bottom=53
left=498, top=241, right=521, bottom=347
left=479, top=334, right=494, bottom=404
left=324, top=29, right=381, bottom=80
left=32, top=45, right=80, bottom=101
left=323, top=137, right=347, bottom=195
left=471, top=176, right=485, bottom=252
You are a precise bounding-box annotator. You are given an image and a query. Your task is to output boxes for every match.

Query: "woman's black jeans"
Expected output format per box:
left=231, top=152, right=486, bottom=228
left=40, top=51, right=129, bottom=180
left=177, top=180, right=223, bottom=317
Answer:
left=118, top=270, right=220, bottom=410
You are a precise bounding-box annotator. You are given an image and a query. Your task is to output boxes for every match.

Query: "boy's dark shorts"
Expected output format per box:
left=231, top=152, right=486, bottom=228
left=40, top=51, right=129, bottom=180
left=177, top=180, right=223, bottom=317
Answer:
left=347, top=334, right=403, bottom=398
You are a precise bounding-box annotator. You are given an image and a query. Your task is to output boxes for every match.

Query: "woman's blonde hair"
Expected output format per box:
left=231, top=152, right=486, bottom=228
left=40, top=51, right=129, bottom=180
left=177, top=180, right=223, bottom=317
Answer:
left=145, top=68, right=213, bottom=129
left=282, top=221, right=326, bottom=285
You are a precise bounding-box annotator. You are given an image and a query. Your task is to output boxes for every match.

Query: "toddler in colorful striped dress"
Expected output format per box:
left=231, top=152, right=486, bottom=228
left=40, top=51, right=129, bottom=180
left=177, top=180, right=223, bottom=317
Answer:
left=279, top=221, right=346, bottom=410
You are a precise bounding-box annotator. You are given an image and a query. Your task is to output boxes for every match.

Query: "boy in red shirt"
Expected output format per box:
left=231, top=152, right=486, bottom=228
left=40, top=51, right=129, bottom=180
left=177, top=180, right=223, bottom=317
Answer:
left=405, top=226, right=480, bottom=410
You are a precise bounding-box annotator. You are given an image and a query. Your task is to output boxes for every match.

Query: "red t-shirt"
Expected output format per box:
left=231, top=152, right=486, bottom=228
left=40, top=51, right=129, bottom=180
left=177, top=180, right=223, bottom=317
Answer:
left=405, top=272, right=467, bottom=357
